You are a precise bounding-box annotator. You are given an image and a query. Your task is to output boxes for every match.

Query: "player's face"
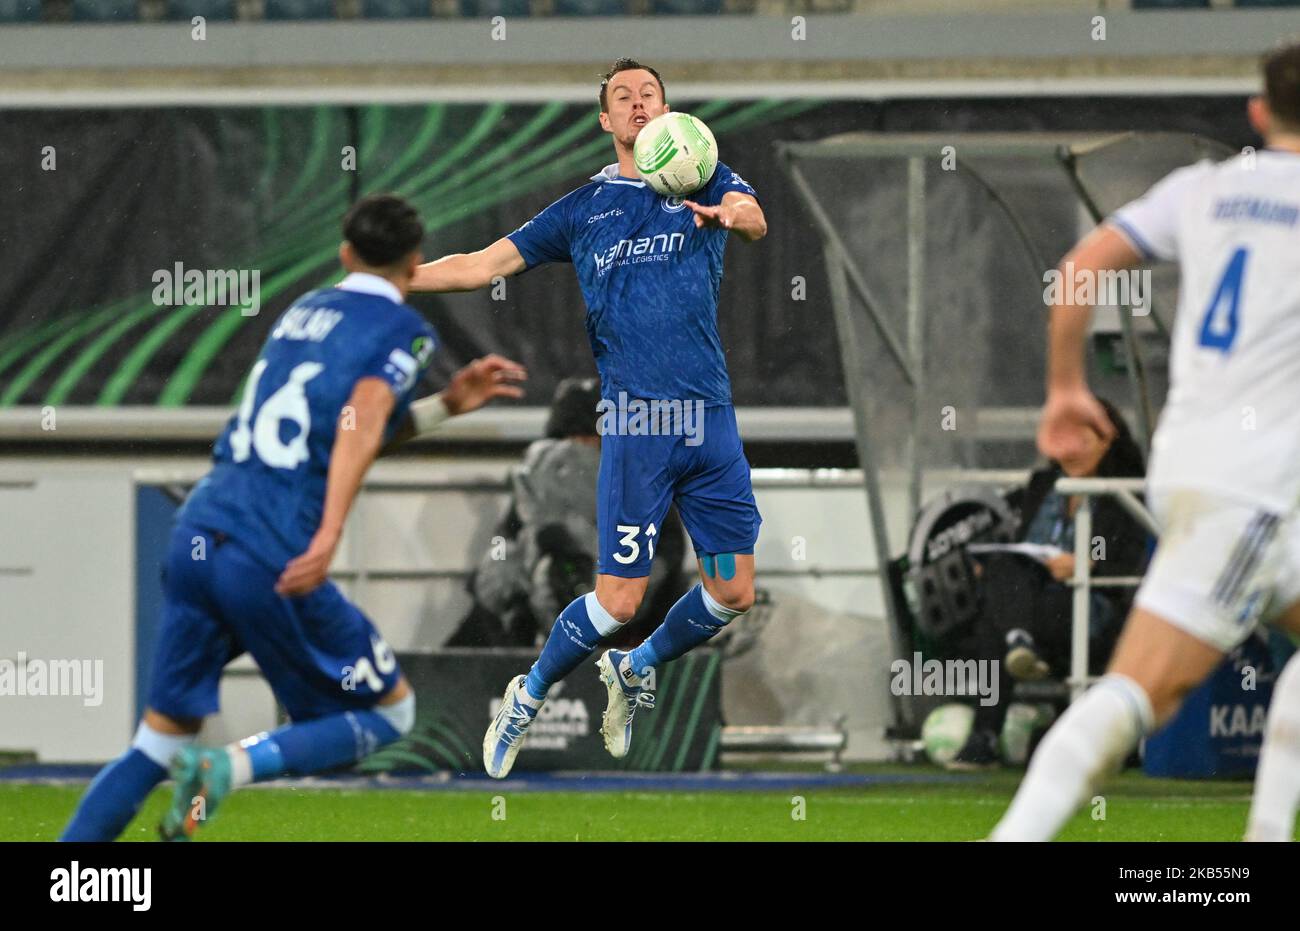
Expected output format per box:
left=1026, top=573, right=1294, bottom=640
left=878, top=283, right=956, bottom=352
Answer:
left=600, top=70, right=668, bottom=147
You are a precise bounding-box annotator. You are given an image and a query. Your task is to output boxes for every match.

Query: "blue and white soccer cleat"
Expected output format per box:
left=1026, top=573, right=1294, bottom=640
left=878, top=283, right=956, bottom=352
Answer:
left=483, top=675, right=544, bottom=779
left=159, top=746, right=233, bottom=841
left=596, top=649, right=655, bottom=759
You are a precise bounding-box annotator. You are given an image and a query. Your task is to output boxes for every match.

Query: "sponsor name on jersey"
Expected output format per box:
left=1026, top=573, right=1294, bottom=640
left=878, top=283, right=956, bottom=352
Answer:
left=587, top=207, right=625, bottom=224
left=272, top=305, right=345, bottom=343
left=593, top=231, right=686, bottom=276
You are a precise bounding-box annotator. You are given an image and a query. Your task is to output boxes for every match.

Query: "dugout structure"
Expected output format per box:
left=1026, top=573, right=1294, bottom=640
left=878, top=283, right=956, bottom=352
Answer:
left=776, top=131, right=1235, bottom=732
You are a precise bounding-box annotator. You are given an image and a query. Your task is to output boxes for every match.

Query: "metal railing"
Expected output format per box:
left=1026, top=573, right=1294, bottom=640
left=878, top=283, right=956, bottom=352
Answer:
left=1054, top=476, right=1156, bottom=700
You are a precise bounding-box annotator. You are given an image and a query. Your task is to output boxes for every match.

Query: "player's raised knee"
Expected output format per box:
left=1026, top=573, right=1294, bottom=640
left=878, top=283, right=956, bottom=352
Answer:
left=598, top=590, right=642, bottom=624
left=707, top=583, right=754, bottom=615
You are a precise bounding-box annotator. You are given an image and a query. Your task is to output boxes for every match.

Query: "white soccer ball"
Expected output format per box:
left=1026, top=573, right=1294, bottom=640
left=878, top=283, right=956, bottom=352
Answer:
left=921, top=703, right=975, bottom=766
left=633, top=111, right=718, bottom=197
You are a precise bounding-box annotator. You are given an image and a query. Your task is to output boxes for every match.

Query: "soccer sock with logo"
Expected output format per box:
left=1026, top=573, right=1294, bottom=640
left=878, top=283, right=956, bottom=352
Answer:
left=1245, top=651, right=1300, bottom=841
left=627, top=583, right=742, bottom=678
left=524, top=592, right=622, bottom=701
left=59, top=722, right=192, bottom=841
left=228, top=694, right=414, bottom=786
left=990, top=674, right=1152, bottom=841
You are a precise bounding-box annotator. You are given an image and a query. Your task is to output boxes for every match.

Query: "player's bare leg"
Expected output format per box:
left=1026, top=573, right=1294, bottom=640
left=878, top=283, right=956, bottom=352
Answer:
left=990, top=607, right=1223, bottom=841
left=1245, top=601, right=1300, bottom=841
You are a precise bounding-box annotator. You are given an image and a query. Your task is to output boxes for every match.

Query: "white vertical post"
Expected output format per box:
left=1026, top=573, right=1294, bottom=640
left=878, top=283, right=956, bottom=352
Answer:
left=1070, top=495, right=1093, bottom=702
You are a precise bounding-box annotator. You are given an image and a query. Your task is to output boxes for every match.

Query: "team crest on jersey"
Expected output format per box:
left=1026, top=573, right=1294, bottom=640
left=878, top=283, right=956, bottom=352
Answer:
left=660, top=195, right=688, bottom=214
left=411, top=335, right=435, bottom=368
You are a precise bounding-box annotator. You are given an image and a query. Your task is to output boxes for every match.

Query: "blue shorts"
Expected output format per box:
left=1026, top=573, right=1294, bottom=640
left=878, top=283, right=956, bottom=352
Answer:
left=147, top=524, right=402, bottom=723
left=597, top=403, right=761, bottom=578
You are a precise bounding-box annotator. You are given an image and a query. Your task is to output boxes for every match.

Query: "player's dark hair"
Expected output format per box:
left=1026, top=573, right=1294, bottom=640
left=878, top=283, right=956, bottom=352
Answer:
left=599, top=58, right=666, bottom=112
left=343, top=194, right=425, bottom=268
left=1264, top=41, right=1300, bottom=132
left=1091, top=397, right=1145, bottom=479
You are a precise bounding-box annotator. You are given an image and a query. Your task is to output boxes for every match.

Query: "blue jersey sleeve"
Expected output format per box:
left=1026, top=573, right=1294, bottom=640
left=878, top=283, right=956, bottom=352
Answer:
left=360, top=311, right=437, bottom=401
left=699, top=161, right=758, bottom=207
left=507, top=193, right=574, bottom=269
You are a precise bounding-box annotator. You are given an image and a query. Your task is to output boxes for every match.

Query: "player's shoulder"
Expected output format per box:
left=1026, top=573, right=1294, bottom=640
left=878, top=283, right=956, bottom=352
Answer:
left=1151, top=157, right=1222, bottom=199
left=709, top=161, right=758, bottom=197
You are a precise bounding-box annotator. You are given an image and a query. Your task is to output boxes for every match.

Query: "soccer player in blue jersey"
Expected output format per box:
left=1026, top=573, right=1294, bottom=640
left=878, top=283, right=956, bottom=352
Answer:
left=410, top=59, right=769, bottom=778
left=59, top=195, right=526, bottom=841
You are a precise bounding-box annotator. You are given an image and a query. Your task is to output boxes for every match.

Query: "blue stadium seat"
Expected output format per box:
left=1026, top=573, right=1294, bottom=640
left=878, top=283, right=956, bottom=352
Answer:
left=1234, top=0, right=1300, bottom=7
left=652, top=0, right=721, bottom=12
left=167, top=0, right=235, bottom=19
left=457, top=0, right=528, bottom=15
left=554, top=0, right=625, bottom=14
left=264, top=0, right=335, bottom=19
left=362, top=0, right=428, bottom=16
left=0, top=0, right=40, bottom=21
left=1131, top=0, right=1209, bottom=7
left=72, top=0, right=137, bottom=20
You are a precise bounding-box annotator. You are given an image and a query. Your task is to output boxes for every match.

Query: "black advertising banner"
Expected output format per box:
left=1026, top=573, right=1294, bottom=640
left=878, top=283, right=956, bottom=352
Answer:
left=358, top=648, right=723, bottom=774
left=0, top=96, right=1252, bottom=410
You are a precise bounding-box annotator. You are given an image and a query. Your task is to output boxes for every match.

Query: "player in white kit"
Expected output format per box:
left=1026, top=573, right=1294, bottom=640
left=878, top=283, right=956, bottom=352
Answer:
left=991, top=42, right=1300, bottom=842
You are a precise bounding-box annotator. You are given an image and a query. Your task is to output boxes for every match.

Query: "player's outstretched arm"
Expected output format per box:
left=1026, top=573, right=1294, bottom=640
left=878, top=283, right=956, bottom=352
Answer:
left=1038, top=224, right=1141, bottom=462
left=383, top=354, right=527, bottom=451
left=276, top=377, right=395, bottom=596
left=682, top=192, right=767, bottom=242
left=410, top=237, right=527, bottom=293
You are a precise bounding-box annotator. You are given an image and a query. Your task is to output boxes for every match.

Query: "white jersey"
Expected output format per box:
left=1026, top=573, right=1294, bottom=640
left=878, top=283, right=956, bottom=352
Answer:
left=1111, top=148, right=1300, bottom=512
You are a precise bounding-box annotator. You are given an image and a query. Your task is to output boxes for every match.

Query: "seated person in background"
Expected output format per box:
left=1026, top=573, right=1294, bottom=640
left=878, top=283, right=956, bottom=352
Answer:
left=447, top=377, right=688, bottom=649
left=952, top=397, right=1148, bottom=765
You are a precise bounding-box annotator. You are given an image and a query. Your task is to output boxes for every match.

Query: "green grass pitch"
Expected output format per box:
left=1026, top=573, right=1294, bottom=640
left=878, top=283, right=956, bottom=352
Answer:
left=3, top=765, right=1290, bottom=841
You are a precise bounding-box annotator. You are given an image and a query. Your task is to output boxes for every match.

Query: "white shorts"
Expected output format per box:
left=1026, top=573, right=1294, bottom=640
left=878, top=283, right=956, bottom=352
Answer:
left=1135, top=488, right=1300, bottom=652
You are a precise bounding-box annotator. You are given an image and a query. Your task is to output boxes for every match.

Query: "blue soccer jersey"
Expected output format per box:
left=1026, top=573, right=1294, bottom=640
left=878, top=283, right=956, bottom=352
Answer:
left=507, top=160, right=757, bottom=406
left=180, top=274, right=437, bottom=570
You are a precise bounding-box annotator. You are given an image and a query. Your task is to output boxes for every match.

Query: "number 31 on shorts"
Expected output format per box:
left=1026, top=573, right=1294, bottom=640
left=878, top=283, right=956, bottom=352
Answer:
left=613, top=523, right=657, bottom=564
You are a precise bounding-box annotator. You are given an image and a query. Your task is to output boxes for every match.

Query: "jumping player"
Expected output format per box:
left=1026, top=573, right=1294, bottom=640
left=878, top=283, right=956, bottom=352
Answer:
left=991, top=42, right=1300, bottom=842
left=409, top=59, right=768, bottom=778
left=59, top=195, right=526, bottom=840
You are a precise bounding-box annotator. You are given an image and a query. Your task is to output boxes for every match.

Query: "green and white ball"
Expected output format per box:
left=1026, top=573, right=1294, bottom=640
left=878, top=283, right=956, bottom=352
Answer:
left=633, top=112, right=718, bottom=197
left=921, top=703, right=975, bottom=766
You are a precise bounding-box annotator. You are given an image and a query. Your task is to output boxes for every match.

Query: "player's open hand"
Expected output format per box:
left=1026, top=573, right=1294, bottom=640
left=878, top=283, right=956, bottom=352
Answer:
left=682, top=200, right=732, bottom=230
left=442, top=354, right=527, bottom=416
left=1037, top=387, right=1115, bottom=464
left=276, top=527, right=340, bottom=597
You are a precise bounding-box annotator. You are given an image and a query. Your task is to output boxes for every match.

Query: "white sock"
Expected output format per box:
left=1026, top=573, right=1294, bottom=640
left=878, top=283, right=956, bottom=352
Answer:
left=1245, top=651, right=1300, bottom=841
left=991, top=674, right=1152, bottom=841
left=226, top=743, right=254, bottom=788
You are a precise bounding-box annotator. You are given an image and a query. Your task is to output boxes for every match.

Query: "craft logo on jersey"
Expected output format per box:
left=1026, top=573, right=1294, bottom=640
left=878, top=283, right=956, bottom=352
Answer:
left=593, top=231, right=686, bottom=276
left=660, top=195, right=687, bottom=213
